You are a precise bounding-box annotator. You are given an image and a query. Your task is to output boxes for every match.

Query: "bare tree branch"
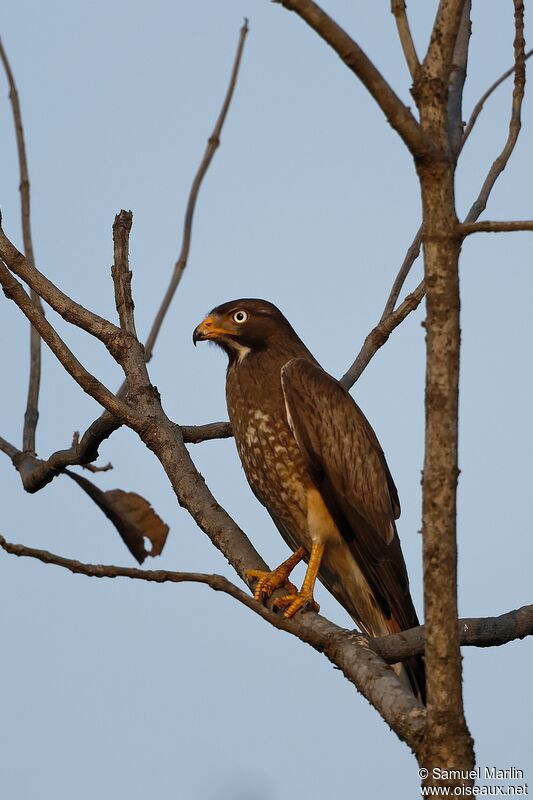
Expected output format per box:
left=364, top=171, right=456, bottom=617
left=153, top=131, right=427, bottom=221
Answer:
left=111, top=211, right=137, bottom=338
left=458, top=220, right=533, bottom=235
left=274, top=0, right=433, bottom=159
left=2, top=417, right=234, bottom=498
left=70, top=431, right=112, bottom=472
left=0, top=226, right=119, bottom=345
left=0, top=38, right=43, bottom=455
left=447, top=0, right=471, bottom=155
left=16, top=413, right=120, bottom=493
left=0, top=530, right=250, bottom=588
left=371, top=605, right=533, bottom=662
left=3, top=530, right=531, bottom=664
left=390, top=0, right=420, bottom=80
left=0, top=259, right=141, bottom=426
left=0, top=531, right=426, bottom=749
left=108, top=212, right=156, bottom=405
left=342, top=1, right=528, bottom=394
left=340, top=279, right=424, bottom=389
left=379, top=227, right=422, bottom=321
left=0, top=21, right=250, bottom=489
left=181, top=421, right=233, bottom=443
left=0, top=435, right=19, bottom=461
left=143, top=19, right=249, bottom=364
left=464, top=0, right=525, bottom=224
left=461, top=48, right=533, bottom=150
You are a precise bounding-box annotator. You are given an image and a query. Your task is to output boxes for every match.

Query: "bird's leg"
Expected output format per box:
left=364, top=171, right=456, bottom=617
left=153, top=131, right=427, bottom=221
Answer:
left=245, top=546, right=306, bottom=603
left=273, top=541, right=324, bottom=618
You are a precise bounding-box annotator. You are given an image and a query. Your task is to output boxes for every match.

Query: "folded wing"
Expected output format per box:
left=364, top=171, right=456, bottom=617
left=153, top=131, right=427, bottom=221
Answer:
left=280, top=357, right=419, bottom=634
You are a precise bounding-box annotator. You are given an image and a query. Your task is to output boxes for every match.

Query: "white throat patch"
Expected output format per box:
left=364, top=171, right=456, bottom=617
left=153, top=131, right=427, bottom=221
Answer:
left=232, top=341, right=251, bottom=363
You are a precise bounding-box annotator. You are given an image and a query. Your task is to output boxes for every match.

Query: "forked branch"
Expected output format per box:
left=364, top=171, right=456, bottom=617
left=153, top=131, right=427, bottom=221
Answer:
left=274, top=0, right=432, bottom=159
left=0, top=259, right=141, bottom=426
left=0, top=20, right=250, bottom=490
left=341, top=1, right=528, bottom=390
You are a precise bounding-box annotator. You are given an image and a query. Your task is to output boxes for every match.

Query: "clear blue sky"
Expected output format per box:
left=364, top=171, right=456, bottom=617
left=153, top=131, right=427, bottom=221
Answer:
left=1, top=2, right=532, bottom=798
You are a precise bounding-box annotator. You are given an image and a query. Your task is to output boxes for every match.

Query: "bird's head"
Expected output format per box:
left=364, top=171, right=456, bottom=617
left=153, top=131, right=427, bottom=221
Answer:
left=193, top=298, right=299, bottom=362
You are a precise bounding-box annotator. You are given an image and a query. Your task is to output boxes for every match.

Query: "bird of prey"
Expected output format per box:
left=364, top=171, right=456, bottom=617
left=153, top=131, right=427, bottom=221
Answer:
left=193, top=298, right=425, bottom=701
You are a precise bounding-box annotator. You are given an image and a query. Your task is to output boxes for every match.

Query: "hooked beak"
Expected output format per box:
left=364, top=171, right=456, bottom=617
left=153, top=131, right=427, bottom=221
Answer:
left=193, top=315, right=232, bottom=345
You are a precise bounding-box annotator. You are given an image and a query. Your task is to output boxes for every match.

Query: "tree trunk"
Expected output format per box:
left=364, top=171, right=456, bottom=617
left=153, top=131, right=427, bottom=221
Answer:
left=416, top=154, right=475, bottom=790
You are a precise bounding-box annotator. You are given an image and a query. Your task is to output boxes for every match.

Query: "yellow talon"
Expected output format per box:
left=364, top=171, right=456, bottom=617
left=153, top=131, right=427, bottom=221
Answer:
left=273, top=591, right=320, bottom=617
left=245, top=568, right=297, bottom=602
left=273, top=540, right=325, bottom=618
left=246, top=541, right=325, bottom=618
left=245, top=546, right=306, bottom=603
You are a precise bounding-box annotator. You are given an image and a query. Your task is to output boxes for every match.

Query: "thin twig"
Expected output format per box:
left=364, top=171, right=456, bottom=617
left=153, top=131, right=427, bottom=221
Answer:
left=379, top=227, right=422, bottom=321
left=0, top=532, right=254, bottom=596
left=143, top=19, right=249, bottom=364
left=458, top=220, right=533, bottom=235
left=461, top=48, right=533, bottom=150
left=391, top=0, right=420, bottom=80
left=464, top=0, right=526, bottom=224
left=0, top=38, right=43, bottom=455
left=81, top=461, right=113, bottom=473
left=340, top=279, right=425, bottom=389
left=71, top=430, right=113, bottom=472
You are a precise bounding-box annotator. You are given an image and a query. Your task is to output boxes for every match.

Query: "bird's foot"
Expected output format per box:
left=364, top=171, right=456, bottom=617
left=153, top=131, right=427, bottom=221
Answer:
left=273, top=589, right=320, bottom=618
left=245, top=547, right=306, bottom=603
left=245, top=568, right=299, bottom=604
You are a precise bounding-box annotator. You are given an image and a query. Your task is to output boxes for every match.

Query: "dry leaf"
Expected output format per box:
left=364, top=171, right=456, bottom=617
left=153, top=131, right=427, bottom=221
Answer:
left=65, top=471, right=169, bottom=564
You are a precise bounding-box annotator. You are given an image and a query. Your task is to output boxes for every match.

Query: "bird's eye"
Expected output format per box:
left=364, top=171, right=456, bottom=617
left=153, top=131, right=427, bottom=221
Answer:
left=233, top=310, right=248, bottom=324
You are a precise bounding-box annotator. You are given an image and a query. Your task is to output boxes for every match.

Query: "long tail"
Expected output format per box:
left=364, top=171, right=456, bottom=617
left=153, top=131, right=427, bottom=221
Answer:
left=397, top=653, right=426, bottom=705
left=317, top=552, right=426, bottom=703
left=360, top=614, right=426, bottom=705
left=363, top=613, right=426, bottom=704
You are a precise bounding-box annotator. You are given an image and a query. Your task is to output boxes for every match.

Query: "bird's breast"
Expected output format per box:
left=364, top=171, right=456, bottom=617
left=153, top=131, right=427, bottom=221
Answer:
left=226, top=366, right=311, bottom=540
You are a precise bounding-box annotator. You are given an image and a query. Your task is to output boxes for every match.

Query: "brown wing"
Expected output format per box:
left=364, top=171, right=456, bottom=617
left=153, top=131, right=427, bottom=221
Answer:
left=280, top=357, right=419, bottom=633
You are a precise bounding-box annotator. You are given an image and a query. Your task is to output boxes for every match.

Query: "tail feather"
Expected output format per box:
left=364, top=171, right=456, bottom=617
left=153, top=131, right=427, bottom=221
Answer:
left=382, top=614, right=426, bottom=704
left=399, top=655, right=426, bottom=705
